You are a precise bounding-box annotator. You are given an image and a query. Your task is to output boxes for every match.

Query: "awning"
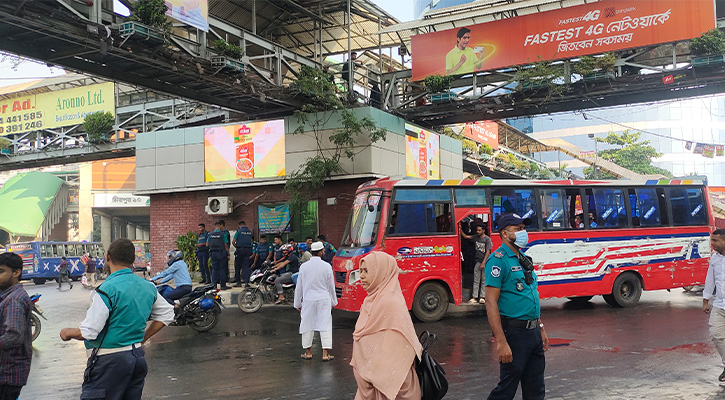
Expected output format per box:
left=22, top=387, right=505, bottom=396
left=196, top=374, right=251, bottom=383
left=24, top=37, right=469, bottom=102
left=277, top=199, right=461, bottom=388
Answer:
left=0, top=171, right=68, bottom=238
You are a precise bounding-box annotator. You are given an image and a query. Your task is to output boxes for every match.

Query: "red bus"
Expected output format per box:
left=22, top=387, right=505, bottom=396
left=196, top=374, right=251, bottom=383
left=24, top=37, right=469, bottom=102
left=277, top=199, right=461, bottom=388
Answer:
left=333, top=177, right=713, bottom=322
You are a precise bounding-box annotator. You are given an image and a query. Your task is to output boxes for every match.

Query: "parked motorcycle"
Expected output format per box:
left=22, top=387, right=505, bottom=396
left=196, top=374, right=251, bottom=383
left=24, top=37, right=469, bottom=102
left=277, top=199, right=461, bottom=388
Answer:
left=29, top=293, right=46, bottom=342
left=156, top=283, right=224, bottom=332
left=237, top=264, right=295, bottom=313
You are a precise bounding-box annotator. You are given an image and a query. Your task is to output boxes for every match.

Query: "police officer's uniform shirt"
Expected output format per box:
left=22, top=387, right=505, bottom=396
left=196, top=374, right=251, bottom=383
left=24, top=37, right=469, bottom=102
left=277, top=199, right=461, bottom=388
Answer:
left=485, top=244, right=541, bottom=321
left=197, top=231, right=209, bottom=253
left=207, top=229, right=227, bottom=252
left=234, top=226, right=253, bottom=248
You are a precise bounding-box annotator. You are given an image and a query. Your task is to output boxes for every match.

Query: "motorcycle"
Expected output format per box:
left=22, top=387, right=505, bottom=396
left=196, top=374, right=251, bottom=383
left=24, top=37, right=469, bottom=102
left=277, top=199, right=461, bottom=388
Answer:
left=156, top=283, right=224, bottom=332
left=237, top=263, right=295, bottom=313
left=29, top=293, right=46, bottom=342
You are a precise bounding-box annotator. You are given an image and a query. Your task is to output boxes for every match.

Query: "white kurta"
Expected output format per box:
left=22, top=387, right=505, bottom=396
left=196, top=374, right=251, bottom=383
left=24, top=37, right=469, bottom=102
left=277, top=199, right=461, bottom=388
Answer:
left=294, top=256, right=338, bottom=334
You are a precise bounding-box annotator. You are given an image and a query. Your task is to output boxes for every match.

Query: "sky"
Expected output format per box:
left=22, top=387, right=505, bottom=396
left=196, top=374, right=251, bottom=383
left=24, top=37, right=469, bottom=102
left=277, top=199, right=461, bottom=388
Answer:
left=371, top=0, right=415, bottom=22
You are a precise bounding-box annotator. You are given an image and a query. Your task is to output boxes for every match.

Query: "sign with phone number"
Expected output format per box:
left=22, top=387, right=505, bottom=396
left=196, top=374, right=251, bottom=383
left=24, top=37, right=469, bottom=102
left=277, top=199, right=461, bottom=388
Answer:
left=0, top=82, right=115, bottom=136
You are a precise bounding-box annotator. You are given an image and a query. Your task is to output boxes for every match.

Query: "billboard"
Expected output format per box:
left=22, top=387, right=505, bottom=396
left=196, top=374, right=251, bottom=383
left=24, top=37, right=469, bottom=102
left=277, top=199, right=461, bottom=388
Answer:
left=0, top=82, right=115, bottom=136
left=204, top=119, right=285, bottom=182
left=411, top=0, right=715, bottom=80
left=462, top=121, right=498, bottom=149
left=405, top=123, right=440, bottom=179
left=92, top=157, right=136, bottom=191
left=166, top=0, right=209, bottom=32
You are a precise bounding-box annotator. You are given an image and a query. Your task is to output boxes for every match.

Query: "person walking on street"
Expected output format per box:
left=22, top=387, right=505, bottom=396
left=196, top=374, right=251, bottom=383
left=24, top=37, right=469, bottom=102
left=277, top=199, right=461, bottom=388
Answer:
left=85, top=254, right=97, bottom=288
left=703, top=229, right=725, bottom=381
left=60, top=238, right=175, bottom=400
left=461, top=222, right=492, bottom=304
left=232, top=221, right=254, bottom=287
left=351, top=251, right=422, bottom=399
left=294, top=242, right=337, bottom=361
left=485, top=213, right=548, bottom=400
left=151, top=250, right=193, bottom=306
left=196, top=223, right=211, bottom=284
left=0, top=253, right=33, bottom=400
left=58, top=256, right=73, bottom=290
left=207, top=221, right=231, bottom=290
left=317, top=235, right=337, bottom=265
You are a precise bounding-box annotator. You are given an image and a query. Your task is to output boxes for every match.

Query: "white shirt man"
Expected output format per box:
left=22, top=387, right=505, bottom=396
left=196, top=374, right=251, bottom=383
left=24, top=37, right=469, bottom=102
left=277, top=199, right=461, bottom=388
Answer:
left=703, top=229, right=725, bottom=381
left=293, top=242, right=338, bottom=361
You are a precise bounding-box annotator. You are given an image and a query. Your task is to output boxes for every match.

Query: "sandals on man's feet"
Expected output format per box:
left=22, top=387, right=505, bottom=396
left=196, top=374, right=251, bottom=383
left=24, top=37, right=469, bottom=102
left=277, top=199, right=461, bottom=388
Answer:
left=322, top=355, right=335, bottom=362
left=300, top=353, right=313, bottom=360
left=274, top=298, right=285, bottom=304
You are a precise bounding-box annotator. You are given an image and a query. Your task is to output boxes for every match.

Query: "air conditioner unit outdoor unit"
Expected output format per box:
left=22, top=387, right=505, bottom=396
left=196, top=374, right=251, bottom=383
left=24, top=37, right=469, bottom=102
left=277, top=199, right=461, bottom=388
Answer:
left=206, top=197, right=232, bottom=215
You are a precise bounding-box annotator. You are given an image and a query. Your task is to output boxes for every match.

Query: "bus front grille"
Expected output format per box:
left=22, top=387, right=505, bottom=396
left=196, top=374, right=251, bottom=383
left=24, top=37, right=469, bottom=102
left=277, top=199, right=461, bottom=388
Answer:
left=334, top=271, right=347, bottom=283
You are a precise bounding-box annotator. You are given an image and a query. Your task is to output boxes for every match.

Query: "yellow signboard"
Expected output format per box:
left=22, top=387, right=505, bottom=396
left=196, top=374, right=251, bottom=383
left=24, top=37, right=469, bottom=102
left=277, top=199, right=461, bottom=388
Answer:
left=0, top=82, right=115, bottom=136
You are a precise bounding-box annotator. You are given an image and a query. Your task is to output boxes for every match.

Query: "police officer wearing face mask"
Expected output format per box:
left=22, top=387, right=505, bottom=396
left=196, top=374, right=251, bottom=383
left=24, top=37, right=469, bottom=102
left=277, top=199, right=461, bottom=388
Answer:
left=484, top=213, right=549, bottom=400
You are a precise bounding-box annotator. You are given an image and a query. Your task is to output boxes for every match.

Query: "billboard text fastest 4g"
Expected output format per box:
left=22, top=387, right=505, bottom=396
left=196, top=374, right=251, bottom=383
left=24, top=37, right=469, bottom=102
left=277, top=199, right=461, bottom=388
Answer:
left=204, top=119, right=285, bottom=182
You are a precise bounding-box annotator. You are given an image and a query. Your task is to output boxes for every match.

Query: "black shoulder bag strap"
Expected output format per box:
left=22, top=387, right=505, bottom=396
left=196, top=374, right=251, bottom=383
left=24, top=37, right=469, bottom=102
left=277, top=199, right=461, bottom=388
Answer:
left=83, top=287, right=113, bottom=384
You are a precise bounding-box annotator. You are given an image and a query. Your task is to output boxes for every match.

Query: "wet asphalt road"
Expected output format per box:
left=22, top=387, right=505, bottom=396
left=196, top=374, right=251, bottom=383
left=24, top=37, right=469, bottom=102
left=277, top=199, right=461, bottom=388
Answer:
left=18, top=282, right=725, bottom=400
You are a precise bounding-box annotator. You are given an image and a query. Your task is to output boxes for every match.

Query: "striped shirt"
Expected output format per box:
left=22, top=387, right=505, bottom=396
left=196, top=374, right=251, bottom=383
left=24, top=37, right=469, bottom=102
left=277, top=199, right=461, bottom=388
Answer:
left=0, top=283, right=32, bottom=386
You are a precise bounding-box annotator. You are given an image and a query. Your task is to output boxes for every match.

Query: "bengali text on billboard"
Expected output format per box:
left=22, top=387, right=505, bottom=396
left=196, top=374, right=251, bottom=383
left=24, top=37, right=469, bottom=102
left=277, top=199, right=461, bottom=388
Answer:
left=0, top=82, right=115, bottom=136
left=204, top=119, right=285, bottom=182
left=462, top=121, right=499, bottom=149
left=411, top=0, right=715, bottom=81
left=405, top=123, right=440, bottom=179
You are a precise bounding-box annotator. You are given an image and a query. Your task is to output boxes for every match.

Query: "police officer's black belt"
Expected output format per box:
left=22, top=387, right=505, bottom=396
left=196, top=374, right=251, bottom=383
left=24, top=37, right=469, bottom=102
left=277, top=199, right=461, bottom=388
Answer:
left=501, top=317, right=538, bottom=330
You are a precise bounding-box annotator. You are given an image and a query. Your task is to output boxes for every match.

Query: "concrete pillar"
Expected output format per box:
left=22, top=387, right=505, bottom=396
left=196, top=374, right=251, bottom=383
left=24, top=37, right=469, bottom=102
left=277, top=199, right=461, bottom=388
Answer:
left=136, top=226, right=144, bottom=240
left=100, top=215, right=112, bottom=249
left=79, top=163, right=94, bottom=241
left=127, top=224, right=136, bottom=240
left=143, top=230, right=150, bottom=241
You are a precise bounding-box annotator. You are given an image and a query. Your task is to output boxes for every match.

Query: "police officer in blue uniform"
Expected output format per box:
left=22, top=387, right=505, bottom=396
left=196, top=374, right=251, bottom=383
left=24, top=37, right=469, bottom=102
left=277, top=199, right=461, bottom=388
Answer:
left=232, top=221, right=254, bottom=287
left=207, top=220, right=230, bottom=290
left=196, top=223, right=210, bottom=284
left=485, top=213, right=549, bottom=400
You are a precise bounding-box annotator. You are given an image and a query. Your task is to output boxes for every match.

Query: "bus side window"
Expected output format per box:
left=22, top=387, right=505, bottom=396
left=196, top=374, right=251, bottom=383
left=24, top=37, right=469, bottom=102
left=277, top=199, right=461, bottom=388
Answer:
left=491, top=188, right=538, bottom=231
left=541, top=189, right=566, bottom=230
left=565, top=189, right=583, bottom=229
left=671, top=187, right=708, bottom=225
left=636, top=188, right=661, bottom=227
left=391, top=203, right=452, bottom=234
left=628, top=189, right=639, bottom=226
left=591, top=188, right=626, bottom=228
left=66, top=244, right=77, bottom=257
left=40, top=244, right=49, bottom=258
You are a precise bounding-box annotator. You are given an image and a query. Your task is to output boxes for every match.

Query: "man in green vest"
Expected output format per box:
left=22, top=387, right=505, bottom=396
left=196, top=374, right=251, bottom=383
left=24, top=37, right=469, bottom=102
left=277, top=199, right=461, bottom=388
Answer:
left=60, top=239, right=175, bottom=399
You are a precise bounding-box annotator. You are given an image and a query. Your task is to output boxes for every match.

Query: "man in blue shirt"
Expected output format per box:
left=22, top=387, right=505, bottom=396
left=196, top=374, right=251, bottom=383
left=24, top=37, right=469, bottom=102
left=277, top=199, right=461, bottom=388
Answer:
left=196, top=223, right=210, bottom=284
left=60, top=238, right=174, bottom=400
left=0, top=252, right=32, bottom=400
left=151, top=250, right=193, bottom=305
left=207, top=221, right=231, bottom=290
left=485, top=214, right=549, bottom=400
left=232, top=221, right=254, bottom=287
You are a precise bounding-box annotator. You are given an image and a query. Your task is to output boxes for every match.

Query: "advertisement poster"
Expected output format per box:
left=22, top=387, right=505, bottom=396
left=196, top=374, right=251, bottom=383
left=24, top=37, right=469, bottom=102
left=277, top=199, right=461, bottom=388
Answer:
left=167, top=0, right=209, bottom=31
left=462, top=121, right=499, bottom=149
left=411, top=0, right=715, bottom=80
left=405, top=123, right=440, bottom=179
left=92, top=157, right=136, bottom=191
left=258, top=204, right=291, bottom=234
left=717, top=145, right=725, bottom=157
left=703, top=144, right=715, bottom=158
left=204, top=119, right=285, bottom=182
left=0, top=82, right=115, bottom=136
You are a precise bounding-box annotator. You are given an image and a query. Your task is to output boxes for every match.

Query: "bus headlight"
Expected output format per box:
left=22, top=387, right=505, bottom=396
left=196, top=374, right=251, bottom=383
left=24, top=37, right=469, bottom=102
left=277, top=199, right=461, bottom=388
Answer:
left=349, top=269, right=360, bottom=285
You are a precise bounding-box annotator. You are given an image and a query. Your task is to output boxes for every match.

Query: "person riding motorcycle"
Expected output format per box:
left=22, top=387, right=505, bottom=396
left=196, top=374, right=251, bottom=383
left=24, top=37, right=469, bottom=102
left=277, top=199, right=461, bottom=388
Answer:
left=151, top=250, right=193, bottom=306
left=269, top=244, right=300, bottom=304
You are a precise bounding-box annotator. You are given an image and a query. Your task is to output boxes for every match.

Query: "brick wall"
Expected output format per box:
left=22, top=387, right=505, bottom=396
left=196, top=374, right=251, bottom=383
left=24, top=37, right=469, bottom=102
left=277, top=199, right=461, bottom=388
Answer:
left=149, top=178, right=368, bottom=272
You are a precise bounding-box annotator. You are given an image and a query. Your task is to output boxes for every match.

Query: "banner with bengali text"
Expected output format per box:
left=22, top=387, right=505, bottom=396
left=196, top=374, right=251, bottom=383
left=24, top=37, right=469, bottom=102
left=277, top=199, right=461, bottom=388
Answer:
left=411, top=0, right=715, bottom=81
left=258, top=204, right=291, bottom=234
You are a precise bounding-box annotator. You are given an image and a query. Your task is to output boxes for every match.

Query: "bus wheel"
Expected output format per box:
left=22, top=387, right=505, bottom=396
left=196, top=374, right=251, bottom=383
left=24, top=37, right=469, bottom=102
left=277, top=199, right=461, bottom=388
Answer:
left=603, top=272, right=642, bottom=308
left=33, top=278, right=46, bottom=285
left=412, top=282, right=449, bottom=323
left=683, top=286, right=694, bottom=292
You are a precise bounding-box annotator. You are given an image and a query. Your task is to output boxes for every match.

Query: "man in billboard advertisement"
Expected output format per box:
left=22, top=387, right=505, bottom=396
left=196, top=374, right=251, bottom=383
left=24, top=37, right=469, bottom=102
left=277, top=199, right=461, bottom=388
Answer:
left=445, top=27, right=486, bottom=75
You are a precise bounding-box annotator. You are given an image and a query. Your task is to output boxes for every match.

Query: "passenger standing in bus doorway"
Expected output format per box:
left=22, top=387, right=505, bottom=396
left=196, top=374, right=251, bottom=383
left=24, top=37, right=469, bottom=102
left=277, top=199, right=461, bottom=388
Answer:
left=461, top=222, right=492, bottom=304
left=58, top=256, right=73, bottom=290
left=196, top=223, right=211, bottom=284
left=0, top=252, right=33, bottom=400
left=703, top=229, right=725, bottom=381
left=485, top=214, right=548, bottom=400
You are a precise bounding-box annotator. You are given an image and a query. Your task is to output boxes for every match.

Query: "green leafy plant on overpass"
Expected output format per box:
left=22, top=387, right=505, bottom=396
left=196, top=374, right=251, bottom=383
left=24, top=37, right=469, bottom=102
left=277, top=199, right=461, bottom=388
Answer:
left=83, top=111, right=114, bottom=144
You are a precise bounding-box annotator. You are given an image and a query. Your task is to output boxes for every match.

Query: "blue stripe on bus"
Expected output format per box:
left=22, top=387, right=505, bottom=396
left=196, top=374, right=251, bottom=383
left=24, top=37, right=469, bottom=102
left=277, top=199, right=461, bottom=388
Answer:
left=524, top=231, right=709, bottom=249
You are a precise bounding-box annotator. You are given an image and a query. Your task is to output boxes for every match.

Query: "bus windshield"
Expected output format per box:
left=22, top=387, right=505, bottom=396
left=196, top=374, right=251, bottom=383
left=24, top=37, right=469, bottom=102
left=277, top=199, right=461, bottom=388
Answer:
left=341, top=191, right=382, bottom=248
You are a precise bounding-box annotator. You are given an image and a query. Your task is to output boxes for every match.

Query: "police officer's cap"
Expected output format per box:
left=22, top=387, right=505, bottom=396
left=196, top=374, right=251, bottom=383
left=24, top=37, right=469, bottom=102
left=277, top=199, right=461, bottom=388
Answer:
left=496, top=213, right=532, bottom=230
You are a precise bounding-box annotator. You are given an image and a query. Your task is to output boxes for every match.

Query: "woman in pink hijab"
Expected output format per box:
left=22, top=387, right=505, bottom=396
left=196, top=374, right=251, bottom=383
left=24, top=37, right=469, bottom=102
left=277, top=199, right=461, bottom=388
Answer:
left=350, top=252, right=422, bottom=400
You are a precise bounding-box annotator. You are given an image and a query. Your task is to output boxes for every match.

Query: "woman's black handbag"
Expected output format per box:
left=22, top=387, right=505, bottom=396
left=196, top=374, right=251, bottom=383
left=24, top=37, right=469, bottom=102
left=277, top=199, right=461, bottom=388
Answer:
left=416, top=331, right=448, bottom=400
